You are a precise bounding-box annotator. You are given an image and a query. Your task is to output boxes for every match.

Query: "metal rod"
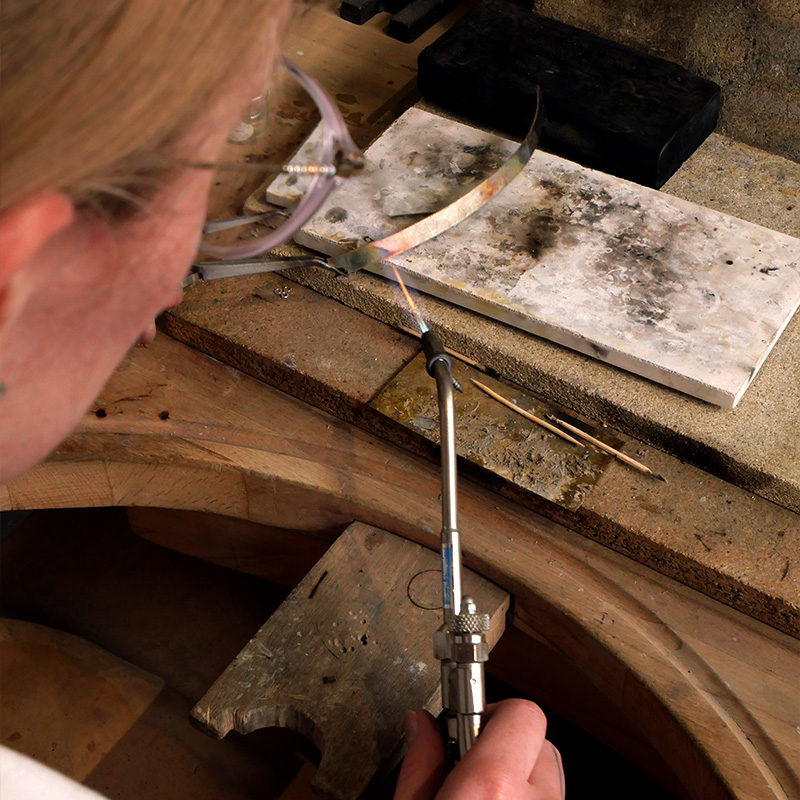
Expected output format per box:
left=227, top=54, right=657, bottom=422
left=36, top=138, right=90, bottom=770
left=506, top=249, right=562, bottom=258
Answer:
left=397, top=325, right=485, bottom=370
left=547, top=414, right=667, bottom=481
left=431, top=357, right=462, bottom=624
left=202, top=210, right=286, bottom=234
left=471, top=379, right=583, bottom=447
left=423, top=328, right=490, bottom=766
left=186, top=255, right=336, bottom=285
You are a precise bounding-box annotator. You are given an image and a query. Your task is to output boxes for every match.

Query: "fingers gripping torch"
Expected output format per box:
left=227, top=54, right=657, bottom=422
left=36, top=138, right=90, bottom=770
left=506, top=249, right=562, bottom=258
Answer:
left=421, top=330, right=491, bottom=765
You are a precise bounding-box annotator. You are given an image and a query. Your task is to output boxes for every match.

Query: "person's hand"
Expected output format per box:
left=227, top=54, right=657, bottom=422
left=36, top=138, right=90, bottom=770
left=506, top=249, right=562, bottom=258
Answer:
left=393, top=699, right=565, bottom=800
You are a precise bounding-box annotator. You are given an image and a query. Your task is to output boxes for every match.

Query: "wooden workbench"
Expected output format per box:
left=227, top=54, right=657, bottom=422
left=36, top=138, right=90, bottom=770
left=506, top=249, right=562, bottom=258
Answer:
left=162, top=0, right=800, bottom=637
left=3, top=3, right=798, bottom=799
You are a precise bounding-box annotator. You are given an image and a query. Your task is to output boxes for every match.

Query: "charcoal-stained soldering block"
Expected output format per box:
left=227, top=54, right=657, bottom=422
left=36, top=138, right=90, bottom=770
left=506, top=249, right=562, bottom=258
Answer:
left=417, top=0, right=721, bottom=187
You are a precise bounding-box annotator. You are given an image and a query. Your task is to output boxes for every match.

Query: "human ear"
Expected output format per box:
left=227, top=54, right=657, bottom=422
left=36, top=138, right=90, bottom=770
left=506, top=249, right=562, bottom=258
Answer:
left=0, top=190, right=75, bottom=330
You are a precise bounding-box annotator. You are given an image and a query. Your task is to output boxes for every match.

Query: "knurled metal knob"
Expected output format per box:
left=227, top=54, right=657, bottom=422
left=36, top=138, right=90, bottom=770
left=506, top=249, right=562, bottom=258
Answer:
left=451, top=613, right=491, bottom=633
left=451, top=595, right=490, bottom=634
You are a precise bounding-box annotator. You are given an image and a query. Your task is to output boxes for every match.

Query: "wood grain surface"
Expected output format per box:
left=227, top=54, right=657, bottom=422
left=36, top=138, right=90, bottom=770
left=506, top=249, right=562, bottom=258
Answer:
left=4, top=335, right=797, bottom=800
left=193, top=522, right=509, bottom=799
left=0, top=620, right=310, bottom=799
left=164, top=273, right=800, bottom=638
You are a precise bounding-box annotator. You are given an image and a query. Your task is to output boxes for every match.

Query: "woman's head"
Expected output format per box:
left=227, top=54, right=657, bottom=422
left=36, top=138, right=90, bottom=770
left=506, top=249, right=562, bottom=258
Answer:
left=1, top=0, right=291, bottom=211
left=0, top=0, right=292, bottom=483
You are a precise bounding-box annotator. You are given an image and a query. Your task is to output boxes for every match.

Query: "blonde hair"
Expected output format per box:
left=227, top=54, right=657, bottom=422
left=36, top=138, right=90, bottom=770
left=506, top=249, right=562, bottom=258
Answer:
left=0, top=0, right=288, bottom=212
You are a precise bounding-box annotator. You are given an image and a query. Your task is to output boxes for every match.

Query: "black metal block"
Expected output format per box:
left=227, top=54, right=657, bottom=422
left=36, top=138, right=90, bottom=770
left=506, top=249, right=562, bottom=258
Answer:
left=417, top=0, right=721, bottom=187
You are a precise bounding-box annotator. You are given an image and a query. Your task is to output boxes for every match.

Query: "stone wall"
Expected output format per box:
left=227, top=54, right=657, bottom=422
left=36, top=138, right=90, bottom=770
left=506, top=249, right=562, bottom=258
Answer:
left=535, top=0, right=799, bottom=162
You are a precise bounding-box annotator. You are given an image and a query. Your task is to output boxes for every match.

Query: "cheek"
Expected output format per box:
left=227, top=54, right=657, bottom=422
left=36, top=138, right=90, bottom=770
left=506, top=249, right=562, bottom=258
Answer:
left=118, top=176, right=210, bottom=317
left=139, top=215, right=201, bottom=304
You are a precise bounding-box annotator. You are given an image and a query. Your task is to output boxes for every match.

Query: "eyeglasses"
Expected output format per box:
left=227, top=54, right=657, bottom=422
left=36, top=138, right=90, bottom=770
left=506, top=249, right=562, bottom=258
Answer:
left=191, top=58, right=365, bottom=261
left=183, top=79, right=543, bottom=288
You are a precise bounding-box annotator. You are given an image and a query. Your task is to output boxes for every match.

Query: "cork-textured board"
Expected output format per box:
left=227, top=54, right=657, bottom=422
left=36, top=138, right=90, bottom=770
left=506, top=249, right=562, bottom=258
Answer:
left=267, top=107, right=800, bottom=408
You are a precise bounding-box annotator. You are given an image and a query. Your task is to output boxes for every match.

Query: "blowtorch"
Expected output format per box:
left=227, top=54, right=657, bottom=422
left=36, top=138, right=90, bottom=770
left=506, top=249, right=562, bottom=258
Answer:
left=421, top=329, right=490, bottom=765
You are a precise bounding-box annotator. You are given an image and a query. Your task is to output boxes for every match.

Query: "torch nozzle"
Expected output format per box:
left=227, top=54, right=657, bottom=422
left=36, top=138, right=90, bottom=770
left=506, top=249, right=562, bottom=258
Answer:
left=421, top=330, right=452, bottom=376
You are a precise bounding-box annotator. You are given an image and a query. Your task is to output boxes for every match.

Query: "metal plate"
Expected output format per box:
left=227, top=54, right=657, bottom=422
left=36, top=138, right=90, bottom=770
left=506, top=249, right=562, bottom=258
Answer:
left=328, top=92, right=542, bottom=273
left=371, top=353, right=622, bottom=510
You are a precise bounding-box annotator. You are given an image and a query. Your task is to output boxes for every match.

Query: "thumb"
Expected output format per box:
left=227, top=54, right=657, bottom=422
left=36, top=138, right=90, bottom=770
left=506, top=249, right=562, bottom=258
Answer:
left=393, top=710, right=447, bottom=800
